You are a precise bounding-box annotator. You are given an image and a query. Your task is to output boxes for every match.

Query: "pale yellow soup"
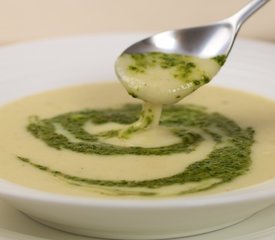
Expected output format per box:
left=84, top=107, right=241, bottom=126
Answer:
left=0, top=83, right=275, bottom=199
left=115, top=53, right=221, bottom=104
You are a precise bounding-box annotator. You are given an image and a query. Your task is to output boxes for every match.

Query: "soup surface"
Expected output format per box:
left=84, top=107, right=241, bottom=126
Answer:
left=0, top=83, right=275, bottom=199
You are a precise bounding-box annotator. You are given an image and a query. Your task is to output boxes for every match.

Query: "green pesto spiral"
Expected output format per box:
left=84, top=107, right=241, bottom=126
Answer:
left=18, top=104, right=254, bottom=197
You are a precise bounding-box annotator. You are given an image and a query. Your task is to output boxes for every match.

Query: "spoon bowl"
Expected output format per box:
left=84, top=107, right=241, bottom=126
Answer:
left=115, top=0, right=270, bottom=106
left=122, top=0, right=269, bottom=58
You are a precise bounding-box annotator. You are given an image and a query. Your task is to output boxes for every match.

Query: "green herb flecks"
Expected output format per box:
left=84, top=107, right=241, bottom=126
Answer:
left=127, top=52, right=213, bottom=83
left=19, top=103, right=255, bottom=196
left=212, top=55, right=227, bottom=66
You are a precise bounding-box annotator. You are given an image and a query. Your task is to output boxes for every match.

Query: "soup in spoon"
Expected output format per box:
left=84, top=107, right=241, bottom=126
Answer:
left=115, top=52, right=225, bottom=138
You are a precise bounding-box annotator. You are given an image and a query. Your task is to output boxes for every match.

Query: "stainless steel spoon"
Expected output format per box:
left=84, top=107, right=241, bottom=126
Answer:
left=120, top=0, right=270, bottom=58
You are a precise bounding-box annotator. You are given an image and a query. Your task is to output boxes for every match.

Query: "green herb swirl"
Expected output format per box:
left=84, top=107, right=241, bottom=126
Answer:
left=18, top=104, right=254, bottom=197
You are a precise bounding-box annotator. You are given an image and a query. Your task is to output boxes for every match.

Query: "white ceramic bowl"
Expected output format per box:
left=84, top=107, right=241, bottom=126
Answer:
left=0, top=34, right=275, bottom=239
left=0, top=180, right=275, bottom=239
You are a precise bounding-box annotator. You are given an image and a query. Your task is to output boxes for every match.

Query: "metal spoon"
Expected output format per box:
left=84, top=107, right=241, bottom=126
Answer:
left=119, top=0, right=270, bottom=58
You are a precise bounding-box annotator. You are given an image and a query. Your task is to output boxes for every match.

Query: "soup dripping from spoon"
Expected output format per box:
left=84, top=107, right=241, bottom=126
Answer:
left=115, top=0, right=269, bottom=137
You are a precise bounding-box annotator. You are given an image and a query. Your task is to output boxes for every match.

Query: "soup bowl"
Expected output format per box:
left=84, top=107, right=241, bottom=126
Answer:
left=0, top=34, right=275, bottom=239
left=0, top=180, right=275, bottom=239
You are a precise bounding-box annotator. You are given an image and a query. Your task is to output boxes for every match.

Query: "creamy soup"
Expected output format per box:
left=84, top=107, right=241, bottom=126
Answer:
left=0, top=83, right=275, bottom=199
left=115, top=52, right=224, bottom=138
left=115, top=52, right=224, bottom=104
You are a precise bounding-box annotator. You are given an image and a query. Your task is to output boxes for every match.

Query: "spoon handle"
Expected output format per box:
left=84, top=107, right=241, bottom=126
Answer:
left=230, top=0, right=270, bottom=30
